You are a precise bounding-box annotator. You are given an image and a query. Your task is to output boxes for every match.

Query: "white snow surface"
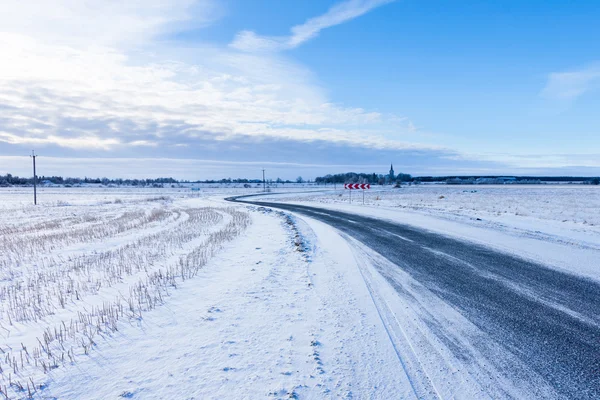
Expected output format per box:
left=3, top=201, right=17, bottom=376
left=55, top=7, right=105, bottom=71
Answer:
left=30, top=201, right=418, bottom=399
left=1, top=185, right=596, bottom=399
left=260, top=185, right=600, bottom=282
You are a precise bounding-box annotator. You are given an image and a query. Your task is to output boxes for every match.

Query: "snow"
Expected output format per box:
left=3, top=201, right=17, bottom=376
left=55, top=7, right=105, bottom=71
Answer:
left=42, top=209, right=319, bottom=399
left=0, top=191, right=250, bottom=398
left=0, top=184, right=324, bottom=209
left=259, top=185, right=600, bottom=282
left=1, top=185, right=597, bottom=399
left=340, top=236, right=557, bottom=399
left=264, top=184, right=600, bottom=232
left=25, top=202, right=416, bottom=399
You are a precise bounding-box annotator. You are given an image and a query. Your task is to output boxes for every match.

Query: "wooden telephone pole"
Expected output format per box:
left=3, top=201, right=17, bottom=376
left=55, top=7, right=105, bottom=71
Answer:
left=262, top=169, right=266, bottom=192
left=30, top=150, right=38, bottom=205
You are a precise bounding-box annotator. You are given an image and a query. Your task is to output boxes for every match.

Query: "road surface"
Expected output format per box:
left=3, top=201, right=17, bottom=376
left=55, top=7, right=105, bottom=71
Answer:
left=229, top=197, right=600, bottom=399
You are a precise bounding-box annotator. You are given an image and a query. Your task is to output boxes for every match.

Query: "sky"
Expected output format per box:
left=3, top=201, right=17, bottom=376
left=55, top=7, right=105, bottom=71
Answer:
left=1, top=0, right=599, bottom=180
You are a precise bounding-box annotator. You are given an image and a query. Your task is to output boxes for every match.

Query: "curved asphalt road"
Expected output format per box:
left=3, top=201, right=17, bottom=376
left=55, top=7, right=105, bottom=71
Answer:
left=229, top=197, right=600, bottom=399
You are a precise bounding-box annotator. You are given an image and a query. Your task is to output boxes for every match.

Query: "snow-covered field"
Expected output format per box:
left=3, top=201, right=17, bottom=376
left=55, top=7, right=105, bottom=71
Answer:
left=40, top=207, right=420, bottom=399
left=264, top=185, right=600, bottom=280
left=272, top=184, right=600, bottom=229
left=0, top=188, right=251, bottom=398
left=0, top=187, right=420, bottom=399
left=1, top=185, right=598, bottom=399
left=0, top=184, right=322, bottom=210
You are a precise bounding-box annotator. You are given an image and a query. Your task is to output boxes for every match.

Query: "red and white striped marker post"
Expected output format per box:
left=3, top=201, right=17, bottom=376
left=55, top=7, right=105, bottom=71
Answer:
left=344, top=183, right=371, bottom=204
left=344, top=183, right=371, bottom=190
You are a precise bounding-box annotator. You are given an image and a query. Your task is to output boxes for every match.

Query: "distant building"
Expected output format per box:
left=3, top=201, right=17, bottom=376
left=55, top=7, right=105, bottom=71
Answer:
left=389, top=163, right=395, bottom=181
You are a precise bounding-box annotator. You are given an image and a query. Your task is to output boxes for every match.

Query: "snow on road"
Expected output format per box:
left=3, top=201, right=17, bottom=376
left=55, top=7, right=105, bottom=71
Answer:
left=342, top=236, right=559, bottom=399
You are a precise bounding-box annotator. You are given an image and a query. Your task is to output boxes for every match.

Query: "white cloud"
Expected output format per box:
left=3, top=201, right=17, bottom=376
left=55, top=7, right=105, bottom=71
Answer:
left=230, top=0, right=395, bottom=52
left=0, top=0, right=217, bottom=47
left=0, top=0, right=428, bottom=164
left=541, top=63, right=600, bottom=101
left=0, top=131, right=121, bottom=150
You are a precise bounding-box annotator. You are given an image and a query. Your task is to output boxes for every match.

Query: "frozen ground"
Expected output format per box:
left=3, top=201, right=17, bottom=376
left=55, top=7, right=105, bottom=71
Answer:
left=261, top=185, right=600, bottom=281
left=41, top=207, right=418, bottom=399
left=0, top=184, right=322, bottom=209
left=0, top=188, right=430, bottom=399
left=0, top=186, right=598, bottom=399
left=234, top=199, right=600, bottom=399
left=0, top=189, right=251, bottom=398
left=266, top=184, right=600, bottom=235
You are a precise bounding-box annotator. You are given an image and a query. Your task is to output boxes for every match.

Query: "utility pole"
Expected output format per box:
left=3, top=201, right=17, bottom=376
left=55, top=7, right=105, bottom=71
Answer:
left=30, top=150, right=38, bottom=205
left=262, top=169, right=266, bottom=192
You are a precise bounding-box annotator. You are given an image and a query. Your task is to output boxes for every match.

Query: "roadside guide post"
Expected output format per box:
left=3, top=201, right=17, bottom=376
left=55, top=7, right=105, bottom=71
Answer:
left=344, top=183, right=371, bottom=205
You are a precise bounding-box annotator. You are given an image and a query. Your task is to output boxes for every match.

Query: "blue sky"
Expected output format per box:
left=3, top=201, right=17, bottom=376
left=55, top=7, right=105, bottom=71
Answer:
left=0, top=0, right=599, bottom=180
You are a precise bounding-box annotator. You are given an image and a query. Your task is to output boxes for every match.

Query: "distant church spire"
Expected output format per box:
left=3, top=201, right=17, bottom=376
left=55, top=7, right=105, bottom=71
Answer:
left=389, top=163, right=395, bottom=180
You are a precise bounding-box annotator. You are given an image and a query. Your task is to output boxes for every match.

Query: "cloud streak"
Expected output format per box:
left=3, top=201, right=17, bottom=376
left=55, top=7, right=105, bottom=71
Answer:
left=230, top=0, right=395, bottom=52
left=541, top=62, right=600, bottom=101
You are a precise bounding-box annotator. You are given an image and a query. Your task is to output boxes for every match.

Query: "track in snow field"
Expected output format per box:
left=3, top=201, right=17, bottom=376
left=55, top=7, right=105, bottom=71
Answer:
left=228, top=197, right=600, bottom=400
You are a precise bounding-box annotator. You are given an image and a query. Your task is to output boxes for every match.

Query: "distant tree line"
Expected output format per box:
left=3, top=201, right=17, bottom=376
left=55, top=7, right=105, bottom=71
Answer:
left=417, top=176, right=600, bottom=184
left=198, top=178, right=301, bottom=184
left=0, top=174, right=300, bottom=187
left=0, top=174, right=179, bottom=187
left=315, top=173, right=600, bottom=186
left=315, top=172, right=412, bottom=185
left=1, top=173, right=598, bottom=187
